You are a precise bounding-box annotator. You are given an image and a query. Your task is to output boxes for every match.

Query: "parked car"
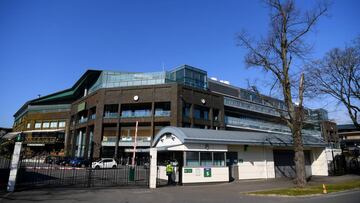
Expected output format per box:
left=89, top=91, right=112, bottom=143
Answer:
left=69, top=157, right=90, bottom=167
left=44, top=156, right=60, bottom=164
left=55, top=156, right=71, bottom=166
left=91, top=158, right=118, bottom=169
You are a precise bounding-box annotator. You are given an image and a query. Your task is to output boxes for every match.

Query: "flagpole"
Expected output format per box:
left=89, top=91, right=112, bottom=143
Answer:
left=131, top=121, right=138, bottom=167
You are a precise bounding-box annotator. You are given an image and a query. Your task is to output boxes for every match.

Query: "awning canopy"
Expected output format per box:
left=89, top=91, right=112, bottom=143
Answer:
left=2, top=132, right=20, bottom=139
left=2, top=129, right=65, bottom=139
left=152, top=127, right=326, bottom=148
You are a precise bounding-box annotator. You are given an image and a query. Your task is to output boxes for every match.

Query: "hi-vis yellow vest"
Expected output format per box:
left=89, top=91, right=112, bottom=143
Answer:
left=166, top=164, right=174, bottom=173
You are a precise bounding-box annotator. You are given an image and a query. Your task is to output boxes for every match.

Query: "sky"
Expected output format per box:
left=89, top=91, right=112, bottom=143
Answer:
left=0, top=0, right=359, bottom=127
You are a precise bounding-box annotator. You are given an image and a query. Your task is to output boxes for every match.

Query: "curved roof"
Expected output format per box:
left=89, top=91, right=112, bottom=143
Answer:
left=14, top=70, right=102, bottom=118
left=152, top=127, right=325, bottom=148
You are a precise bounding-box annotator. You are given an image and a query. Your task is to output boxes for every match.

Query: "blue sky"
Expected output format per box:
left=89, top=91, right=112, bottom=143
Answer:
left=0, top=0, right=359, bottom=127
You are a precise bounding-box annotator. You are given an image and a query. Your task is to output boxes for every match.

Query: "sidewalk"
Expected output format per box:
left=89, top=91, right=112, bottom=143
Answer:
left=1, top=175, right=360, bottom=203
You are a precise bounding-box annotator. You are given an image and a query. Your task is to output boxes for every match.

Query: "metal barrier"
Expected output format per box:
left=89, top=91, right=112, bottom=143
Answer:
left=0, top=157, right=11, bottom=191
left=15, top=158, right=149, bottom=191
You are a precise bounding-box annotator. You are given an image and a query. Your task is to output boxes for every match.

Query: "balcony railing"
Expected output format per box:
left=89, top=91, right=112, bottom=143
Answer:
left=102, top=136, right=151, bottom=147
left=104, top=112, right=119, bottom=118
left=89, top=114, right=96, bottom=120
left=224, top=97, right=282, bottom=117
left=24, top=137, right=60, bottom=144
left=102, top=136, right=151, bottom=142
left=121, top=110, right=152, bottom=118
left=78, top=117, right=88, bottom=124
left=225, top=116, right=321, bottom=136
left=154, top=110, right=171, bottom=117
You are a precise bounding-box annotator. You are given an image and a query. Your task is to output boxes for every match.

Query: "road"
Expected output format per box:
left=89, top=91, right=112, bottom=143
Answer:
left=1, top=176, right=360, bottom=203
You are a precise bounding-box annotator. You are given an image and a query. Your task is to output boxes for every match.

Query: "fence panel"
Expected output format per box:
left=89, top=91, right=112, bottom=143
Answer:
left=15, top=157, right=149, bottom=191
left=0, top=157, right=11, bottom=191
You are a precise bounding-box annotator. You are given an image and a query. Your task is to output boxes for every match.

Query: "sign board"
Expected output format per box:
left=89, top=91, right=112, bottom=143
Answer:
left=27, top=143, right=45, bottom=147
left=195, top=168, right=201, bottom=176
left=77, top=102, right=86, bottom=112
left=184, top=168, right=193, bottom=173
left=204, top=168, right=211, bottom=177
left=15, top=133, right=24, bottom=142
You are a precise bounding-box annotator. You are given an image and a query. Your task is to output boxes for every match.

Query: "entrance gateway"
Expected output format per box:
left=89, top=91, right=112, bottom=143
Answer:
left=150, top=127, right=329, bottom=187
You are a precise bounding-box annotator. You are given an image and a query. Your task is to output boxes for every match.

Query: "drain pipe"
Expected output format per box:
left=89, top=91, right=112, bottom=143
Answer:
left=263, top=145, right=268, bottom=179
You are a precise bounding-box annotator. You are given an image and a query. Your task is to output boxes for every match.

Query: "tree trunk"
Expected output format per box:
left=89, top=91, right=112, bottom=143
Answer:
left=293, top=129, right=306, bottom=187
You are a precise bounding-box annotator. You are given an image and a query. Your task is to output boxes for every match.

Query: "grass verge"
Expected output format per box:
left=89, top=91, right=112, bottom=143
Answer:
left=247, top=180, right=360, bottom=196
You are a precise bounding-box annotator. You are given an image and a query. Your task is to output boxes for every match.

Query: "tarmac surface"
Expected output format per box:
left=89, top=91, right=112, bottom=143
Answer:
left=1, top=175, right=360, bottom=203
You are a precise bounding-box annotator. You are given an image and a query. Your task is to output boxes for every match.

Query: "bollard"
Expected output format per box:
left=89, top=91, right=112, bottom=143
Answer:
left=322, top=184, right=327, bottom=194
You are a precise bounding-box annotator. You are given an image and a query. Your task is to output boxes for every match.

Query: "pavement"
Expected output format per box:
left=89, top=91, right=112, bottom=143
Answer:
left=1, top=175, right=360, bottom=203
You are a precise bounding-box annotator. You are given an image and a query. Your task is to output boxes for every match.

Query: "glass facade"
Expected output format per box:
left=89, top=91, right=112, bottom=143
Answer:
left=185, top=151, right=226, bottom=167
left=87, top=65, right=208, bottom=94
left=89, top=71, right=169, bottom=94
left=225, top=115, right=321, bottom=136
left=169, top=65, right=207, bottom=89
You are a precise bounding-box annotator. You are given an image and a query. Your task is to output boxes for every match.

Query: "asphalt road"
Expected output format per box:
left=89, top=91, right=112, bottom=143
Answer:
left=1, top=176, right=360, bottom=203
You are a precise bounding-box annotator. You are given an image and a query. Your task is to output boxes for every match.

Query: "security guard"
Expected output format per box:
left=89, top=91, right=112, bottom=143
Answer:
left=166, top=161, right=174, bottom=185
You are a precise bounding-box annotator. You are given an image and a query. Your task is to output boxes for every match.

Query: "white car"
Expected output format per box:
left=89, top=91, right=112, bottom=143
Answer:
left=92, top=158, right=117, bottom=169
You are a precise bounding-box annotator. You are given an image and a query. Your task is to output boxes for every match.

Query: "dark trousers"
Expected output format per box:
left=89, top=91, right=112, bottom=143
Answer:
left=167, top=173, right=173, bottom=185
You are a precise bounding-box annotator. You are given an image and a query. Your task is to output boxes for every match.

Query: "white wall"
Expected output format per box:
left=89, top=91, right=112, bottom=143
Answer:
left=229, top=145, right=275, bottom=179
left=182, top=167, right=229, bottom=184
left=311, top=147, right=328, bottom=176
left=158, top=166, right=168, bottom=180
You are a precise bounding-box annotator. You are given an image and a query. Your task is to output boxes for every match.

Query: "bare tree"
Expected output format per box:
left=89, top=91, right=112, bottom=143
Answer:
left=237, top=0, right=328, bottom=187
left=306, top=36, right=360, bottom=128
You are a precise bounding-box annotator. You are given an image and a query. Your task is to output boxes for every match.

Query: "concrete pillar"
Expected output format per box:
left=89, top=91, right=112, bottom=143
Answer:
left=149, top=148, right=157, bottom=189
left=77, top=130, right=83, bottom=157
left=7, top=142, right=22, bottom=192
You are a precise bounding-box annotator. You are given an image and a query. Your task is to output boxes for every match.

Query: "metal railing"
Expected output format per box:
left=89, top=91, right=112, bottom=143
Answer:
left=121, top=110, right=152, bottom=118
left=89, top=114, right=96, bottom=120
left=225, top=116, right=321, bottom=136
left=224, top=97, right=282, bottom=117
left=0, top=157, right=11, bottom=191
left=15, top=157, right=150, bottom=191
left=24, top=137, right=59, bottom=144
left=78, top=118, right=88, bottom=124
left=104, top=112, right=119, bottom=119
left=154, top=110, right=171, bottom=117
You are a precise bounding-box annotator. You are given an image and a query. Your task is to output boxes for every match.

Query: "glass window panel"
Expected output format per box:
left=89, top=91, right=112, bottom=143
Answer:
left=58, top=121, right=66, bottom=128
left=200, top=152, right=212, bottom=166
left=50, top=122, right=58, bottom=128
left=213, top=152, right=225, bottom=166
left=42, top=122, right=50, bottom=128
left=186, top=151, right=199, bottom=167
left=35, top=122, right=41, bottom=129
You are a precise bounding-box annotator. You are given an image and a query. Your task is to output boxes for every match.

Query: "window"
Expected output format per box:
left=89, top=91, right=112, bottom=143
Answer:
left=200, top=152, right=212, bottom=166
left=194, top=106, right=209, bottom=120
left=185, top=152, right=199, bottom=167
left=42, top=122, right=50, bottom=128
left=213, top=152, right=225, bottom=166
left=26, top=123, right=31, bottom=129
left=103, top=159, right=112, bottom=163
left=50, top=122, right=58, bottom=128
left=183, top=103, right=191, bottom=118
left=35, top=122, right=41, bottom=129
left=58, top=121, right=66, bottom=128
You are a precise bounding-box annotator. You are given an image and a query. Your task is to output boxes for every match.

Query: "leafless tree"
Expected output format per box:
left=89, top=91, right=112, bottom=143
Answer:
left=237, top=0, right=328, bottom=187
left=306, top=36, right=360, bottom=128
